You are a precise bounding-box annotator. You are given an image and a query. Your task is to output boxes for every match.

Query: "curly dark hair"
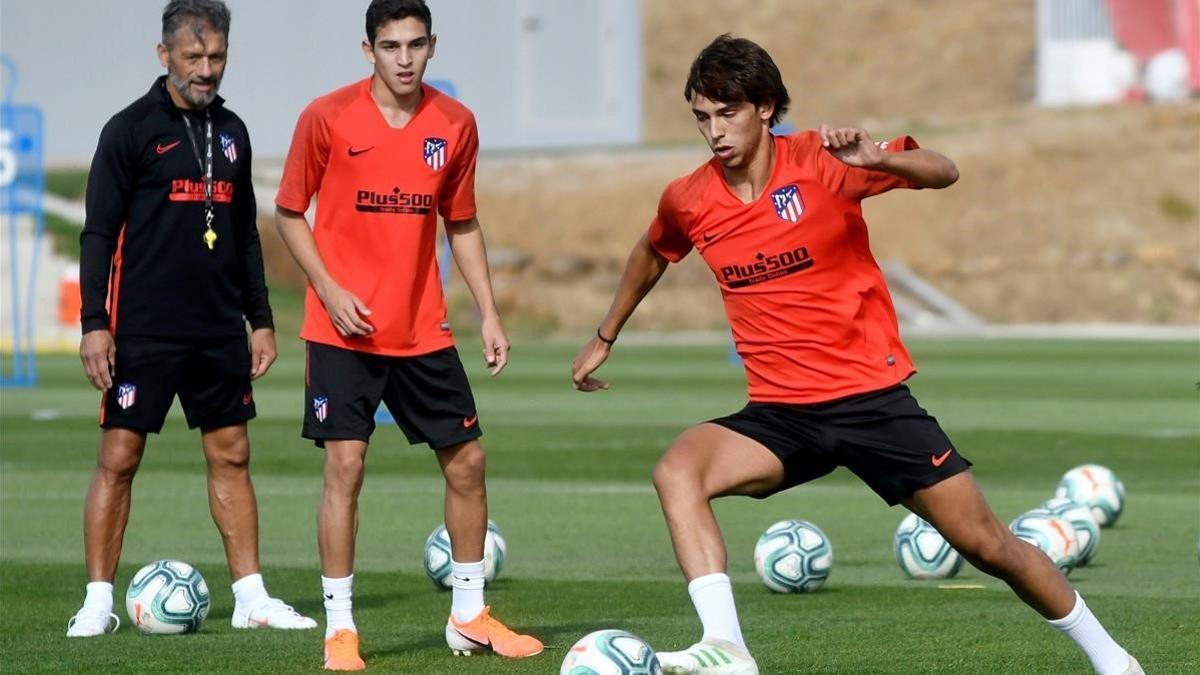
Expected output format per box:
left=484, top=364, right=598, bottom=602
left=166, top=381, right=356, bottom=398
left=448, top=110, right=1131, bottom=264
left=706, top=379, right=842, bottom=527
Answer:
left=684, top=34, right=790, bottom=127
left=366, top=0, right=432, bottom=44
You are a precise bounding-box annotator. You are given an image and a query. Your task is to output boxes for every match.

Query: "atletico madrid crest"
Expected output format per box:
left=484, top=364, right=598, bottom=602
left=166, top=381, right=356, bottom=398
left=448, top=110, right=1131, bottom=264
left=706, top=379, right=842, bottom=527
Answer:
left=220, top=133, right=238, bottom=163
left=771, top=184, right=804, bottom=223
left=312, top=396, right=329, bottom=423
left=116, top=383, right=137, bottom=410
left=423, top=137, right=447, bottom=171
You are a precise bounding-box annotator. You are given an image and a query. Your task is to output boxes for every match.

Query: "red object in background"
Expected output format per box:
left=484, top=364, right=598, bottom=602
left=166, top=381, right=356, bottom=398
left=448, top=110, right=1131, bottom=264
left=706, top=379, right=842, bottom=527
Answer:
left=1108, top=0, right=1200, bottom=93
left=1178, top=0, right=1200, bottom=90
left=1107, top=0, right=1176, bottom=62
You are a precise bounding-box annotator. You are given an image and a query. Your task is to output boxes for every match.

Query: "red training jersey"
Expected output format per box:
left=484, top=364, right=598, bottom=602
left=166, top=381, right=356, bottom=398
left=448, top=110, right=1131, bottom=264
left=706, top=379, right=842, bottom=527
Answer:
left=277, top=80, right=478, bottom=356
left=647, top=131, right=921, bottom=404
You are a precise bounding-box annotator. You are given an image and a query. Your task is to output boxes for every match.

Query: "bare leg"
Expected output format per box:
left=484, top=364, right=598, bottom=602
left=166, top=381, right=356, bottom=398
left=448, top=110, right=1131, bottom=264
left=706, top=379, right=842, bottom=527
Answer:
left=435, top=440, right=487, bottom=563
left=652, top=423, right=785, bottom=581
left=319, top=440, right=369, bottom=577
left=904, top=471, right=1075, bottom=619
left=83, top=428, right=147, bottom=582
left=201, top=424, right=260, bottom=580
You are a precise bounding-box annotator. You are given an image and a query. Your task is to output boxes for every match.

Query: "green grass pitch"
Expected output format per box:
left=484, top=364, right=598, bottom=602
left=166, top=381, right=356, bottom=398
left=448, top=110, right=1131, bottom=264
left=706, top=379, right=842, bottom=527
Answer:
left=1, top=338, right=1197, bottom=673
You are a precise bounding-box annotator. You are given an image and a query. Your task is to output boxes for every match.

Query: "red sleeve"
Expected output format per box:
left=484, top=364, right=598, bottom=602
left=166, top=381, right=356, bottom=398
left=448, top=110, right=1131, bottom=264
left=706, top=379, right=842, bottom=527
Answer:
left=439, top=114, right=479, bottom=221
left=275, top=101, right=331, bottom=213
left=646, top=185, right=692, bottom=262
left=815, top=135, right=920, bottom=201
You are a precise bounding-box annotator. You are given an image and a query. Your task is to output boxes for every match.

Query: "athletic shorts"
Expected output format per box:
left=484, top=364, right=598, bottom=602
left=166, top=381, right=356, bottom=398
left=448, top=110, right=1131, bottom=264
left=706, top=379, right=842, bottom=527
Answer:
left=100, top=336, right=256, bottom=434
left=708, top=384, right=971, bottom=505
left=302, top=342, right=482, bottom=450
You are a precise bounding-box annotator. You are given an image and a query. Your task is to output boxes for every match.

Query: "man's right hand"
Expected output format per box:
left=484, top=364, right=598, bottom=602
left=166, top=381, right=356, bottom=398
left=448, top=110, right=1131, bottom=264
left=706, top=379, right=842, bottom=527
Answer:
left=318, top=283, right=374, bottom=337
left=571, top=336, right=611, bottom=392
left=80, top=329, right=116, bottom=390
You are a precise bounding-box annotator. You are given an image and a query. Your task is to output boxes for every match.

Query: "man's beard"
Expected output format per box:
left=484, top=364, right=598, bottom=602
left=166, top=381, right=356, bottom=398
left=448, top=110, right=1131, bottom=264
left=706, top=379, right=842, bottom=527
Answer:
left=169, top=71, right=220, bottom=108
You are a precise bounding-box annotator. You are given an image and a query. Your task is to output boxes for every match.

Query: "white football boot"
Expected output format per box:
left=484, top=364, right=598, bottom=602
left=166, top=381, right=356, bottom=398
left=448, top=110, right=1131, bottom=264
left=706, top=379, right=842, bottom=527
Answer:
left=657, top=638, right=759, bottom=675
left=231, top=597, right=317, bottom=629
left=66, top=606, right=120, bottom=637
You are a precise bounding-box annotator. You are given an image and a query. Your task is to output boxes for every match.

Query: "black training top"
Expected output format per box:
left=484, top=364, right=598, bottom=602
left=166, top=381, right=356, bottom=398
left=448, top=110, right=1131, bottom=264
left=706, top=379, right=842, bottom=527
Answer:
left=79, top=76, right=272, bottom=338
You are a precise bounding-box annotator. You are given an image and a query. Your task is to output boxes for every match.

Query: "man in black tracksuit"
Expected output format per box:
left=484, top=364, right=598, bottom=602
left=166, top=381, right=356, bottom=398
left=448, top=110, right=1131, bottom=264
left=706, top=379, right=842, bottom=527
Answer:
left=68, top=0, right=315, bottom=637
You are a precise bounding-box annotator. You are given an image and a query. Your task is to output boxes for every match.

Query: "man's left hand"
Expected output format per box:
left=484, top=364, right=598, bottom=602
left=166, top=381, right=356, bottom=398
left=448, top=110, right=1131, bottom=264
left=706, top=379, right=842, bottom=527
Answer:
left=819, top=124, right=886, bottom=169
left=249, top=328, right=277, bottom=380
left=480, top=315, right=510, bottom=377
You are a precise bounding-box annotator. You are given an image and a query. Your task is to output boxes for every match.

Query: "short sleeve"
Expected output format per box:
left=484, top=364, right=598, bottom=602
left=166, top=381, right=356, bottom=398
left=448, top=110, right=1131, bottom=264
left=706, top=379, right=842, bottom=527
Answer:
left=646, top=186, right=692, bottom=262
left=816, top=135, right=921, bottom=201
left=275, top=102, right=331, bottom=213
left=438, top=115, right=479, bottom=221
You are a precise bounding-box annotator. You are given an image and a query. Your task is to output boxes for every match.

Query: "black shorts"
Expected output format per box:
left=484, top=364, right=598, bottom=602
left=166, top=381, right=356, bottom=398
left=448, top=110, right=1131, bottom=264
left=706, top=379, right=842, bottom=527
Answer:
left=100, top=336, right=256, bottom=434
left=303, top=342, right=482, bottom=450
left=709, top=384, right=971, bottom=505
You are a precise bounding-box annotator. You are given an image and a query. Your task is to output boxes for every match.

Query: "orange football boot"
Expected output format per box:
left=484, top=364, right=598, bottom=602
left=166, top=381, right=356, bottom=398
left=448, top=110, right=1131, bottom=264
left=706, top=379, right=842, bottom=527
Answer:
left=445, top=606, right=543, bottom=658
left=324, top=629, right=366, bottom=671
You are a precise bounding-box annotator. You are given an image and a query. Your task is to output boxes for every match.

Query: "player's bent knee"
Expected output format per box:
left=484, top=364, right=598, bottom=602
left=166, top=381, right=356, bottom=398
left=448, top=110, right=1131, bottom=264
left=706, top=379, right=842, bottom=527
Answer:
left=652, top=450, right=704, bottom=498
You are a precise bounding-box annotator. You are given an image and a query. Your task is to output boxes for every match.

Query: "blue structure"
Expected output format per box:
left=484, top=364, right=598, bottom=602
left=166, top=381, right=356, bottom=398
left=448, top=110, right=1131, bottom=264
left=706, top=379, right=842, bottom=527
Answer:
left=0, top=55, right=45, bottom=387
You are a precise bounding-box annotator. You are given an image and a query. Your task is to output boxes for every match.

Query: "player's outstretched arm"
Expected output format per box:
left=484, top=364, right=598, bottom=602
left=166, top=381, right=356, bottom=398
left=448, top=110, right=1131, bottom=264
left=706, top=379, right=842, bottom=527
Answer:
left=572, top=234, right=669, bottom=392
left=273, top=206, right=373, bottom=337
left=819, top=124, right=959, bottom=189
left=445, top=216, right=510, bottom=376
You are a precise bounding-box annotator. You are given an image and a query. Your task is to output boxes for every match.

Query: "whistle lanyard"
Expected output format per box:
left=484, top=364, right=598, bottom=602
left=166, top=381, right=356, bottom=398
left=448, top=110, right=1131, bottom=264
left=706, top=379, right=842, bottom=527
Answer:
left=180, top=110, right=218, bottom=250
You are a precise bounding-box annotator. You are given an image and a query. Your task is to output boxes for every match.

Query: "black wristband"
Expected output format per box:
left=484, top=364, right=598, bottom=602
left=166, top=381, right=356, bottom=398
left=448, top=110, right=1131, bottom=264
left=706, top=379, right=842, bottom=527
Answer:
left=596, top=328, right=617, bottom=345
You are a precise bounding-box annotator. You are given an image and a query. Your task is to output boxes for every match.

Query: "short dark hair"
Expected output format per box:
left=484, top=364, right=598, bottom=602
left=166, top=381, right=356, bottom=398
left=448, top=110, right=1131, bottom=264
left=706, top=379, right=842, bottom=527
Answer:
left=366, top=0, right=432, bottom=44
left=161, top=0, right=231, bottom=47
left=684, top=34, right=790, bottom=128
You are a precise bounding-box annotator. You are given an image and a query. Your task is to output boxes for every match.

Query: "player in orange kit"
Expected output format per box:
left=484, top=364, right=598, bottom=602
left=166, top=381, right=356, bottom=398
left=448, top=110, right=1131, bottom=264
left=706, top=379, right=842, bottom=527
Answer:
left=274, top=0, right=541, bottom=669
left=571, top=34, right=1141, bottom=675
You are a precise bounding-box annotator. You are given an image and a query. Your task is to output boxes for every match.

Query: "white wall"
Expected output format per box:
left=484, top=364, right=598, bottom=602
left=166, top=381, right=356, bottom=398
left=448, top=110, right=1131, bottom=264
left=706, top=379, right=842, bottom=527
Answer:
left=0, top=0, right=642, bottom=162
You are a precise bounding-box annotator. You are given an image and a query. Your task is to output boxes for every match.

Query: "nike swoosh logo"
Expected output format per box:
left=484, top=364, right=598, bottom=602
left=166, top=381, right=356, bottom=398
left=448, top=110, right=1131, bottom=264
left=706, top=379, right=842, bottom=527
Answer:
left=324, top=593, right=334, bottom=600
left=702, top=232, right=718, bottom=243
left=347, top=146, right=374, bottom=157
left=451, top=625, right=490, bottom=647
left=931, top=449, right=953, bottom=467
left=463, top=415, right=478, bottom=428
left=156, top=140, right=182, bottom=155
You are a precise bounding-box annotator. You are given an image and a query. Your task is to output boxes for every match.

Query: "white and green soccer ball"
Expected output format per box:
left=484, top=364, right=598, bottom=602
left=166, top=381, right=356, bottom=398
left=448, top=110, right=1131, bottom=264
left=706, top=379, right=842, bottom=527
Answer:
left=753, top=519, right=832, bottom=593
left=423, top=519, right=506, bottom=589
left=560, top=629, right=662, bottom=675
left=125, top=559, right=210, bottom=634
left=893, top=513, right=963, bottom=579
left=1010, top=509, right=1080, bottom=576
left=1040, top=497, right=1101, bottom=566
left=1055, top=464, right=1125, bottom=528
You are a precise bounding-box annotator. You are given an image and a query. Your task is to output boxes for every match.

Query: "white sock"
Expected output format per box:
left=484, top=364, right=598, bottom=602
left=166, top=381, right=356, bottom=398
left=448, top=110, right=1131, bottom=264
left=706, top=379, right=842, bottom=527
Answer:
left=688, top=572, right=746, bottom=650
left=450, top=559, right=485, bottom=623
left=322, top=575, right=356, bottom=638
left=82, top=581, right=114, bottom=614
left=1048, top=592, right=1131, bottom=675
left=231, top=573, right=270, bottom=609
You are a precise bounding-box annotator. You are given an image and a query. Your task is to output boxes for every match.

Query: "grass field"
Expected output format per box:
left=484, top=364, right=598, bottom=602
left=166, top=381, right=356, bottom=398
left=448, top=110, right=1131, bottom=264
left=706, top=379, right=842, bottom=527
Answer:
left=1, top=337, right=1197, bottom=673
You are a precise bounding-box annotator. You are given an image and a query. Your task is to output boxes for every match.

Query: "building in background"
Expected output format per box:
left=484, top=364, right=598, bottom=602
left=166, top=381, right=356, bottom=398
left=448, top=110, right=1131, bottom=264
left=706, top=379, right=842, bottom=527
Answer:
left=0, top=0, right=643, bottom=162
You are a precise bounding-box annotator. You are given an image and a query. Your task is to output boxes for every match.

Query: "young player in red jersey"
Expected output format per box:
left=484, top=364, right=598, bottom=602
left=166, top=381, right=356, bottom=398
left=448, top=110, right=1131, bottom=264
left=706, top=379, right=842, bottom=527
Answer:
left=571, top=34, right=1141, bottom=675
left=274, top=0, right=541, bottom=669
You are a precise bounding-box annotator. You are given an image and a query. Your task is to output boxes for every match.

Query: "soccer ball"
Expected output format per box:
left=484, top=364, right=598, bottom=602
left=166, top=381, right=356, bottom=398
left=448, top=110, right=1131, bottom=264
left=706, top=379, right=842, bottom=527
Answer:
left=893, top=513, right=963, bottom=579
left=423, top=519, right=506, bottom=588
left=1040, top=497, right=1101, bottom=566
left=753, top=519, right=832, bottom=593
left=1010, top=509, right=1080, bottom=575
left=560, top=629, right=662, bottom=675
left=1055, top=464, right=1125, bottom=527
left=125, top=560, right=210, bottom=634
